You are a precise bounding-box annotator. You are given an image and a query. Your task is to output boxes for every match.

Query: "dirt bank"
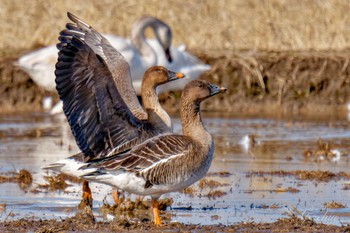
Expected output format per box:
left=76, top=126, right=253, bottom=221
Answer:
left=198, top=50, right=350, bottom=118
left=1, top=215, right=349, bottom=232
left=1, top=50, right=349, bottom=118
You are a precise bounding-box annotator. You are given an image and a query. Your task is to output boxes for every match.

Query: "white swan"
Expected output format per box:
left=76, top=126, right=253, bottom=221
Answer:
left=15, top=16, right=210, bottom=111
left=144, top=40, right=211, bottom=94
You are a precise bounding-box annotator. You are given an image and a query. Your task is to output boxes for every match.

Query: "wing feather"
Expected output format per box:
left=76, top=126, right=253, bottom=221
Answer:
left=55, top=36, right=143, bottom=159
left=64, top=12, right=146, bottom=118
left=89, top=134, right=192, bottom=171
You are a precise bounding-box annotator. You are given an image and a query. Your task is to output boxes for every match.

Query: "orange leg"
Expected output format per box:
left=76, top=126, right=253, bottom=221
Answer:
left=82, top=180, right=93, bottom=208
left=111, top=188, right=120, bottom=205
left=151, top=198, right=161, bottom=225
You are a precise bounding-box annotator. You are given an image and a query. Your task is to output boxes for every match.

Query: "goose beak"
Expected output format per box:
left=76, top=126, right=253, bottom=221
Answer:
left=209, top=83, right=227, bottom=96
left=168, top=70, right=185, bottom=82
left=165, top=48, right=172, bottom=63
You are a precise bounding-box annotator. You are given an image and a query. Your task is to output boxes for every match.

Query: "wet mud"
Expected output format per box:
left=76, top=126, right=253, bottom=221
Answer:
left=1, top=215, right=349, bottom=232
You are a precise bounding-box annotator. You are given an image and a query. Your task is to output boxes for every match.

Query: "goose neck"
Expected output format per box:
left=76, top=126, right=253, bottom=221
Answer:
left=142, top=85, right=172, bottom=133
left=180, top=100, right=210, bottom=145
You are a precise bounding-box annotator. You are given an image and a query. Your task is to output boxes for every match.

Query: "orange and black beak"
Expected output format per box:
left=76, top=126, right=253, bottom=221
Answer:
left=209, top=83, right=227, bottom=96
left=167, top=70, right=185, bottom=82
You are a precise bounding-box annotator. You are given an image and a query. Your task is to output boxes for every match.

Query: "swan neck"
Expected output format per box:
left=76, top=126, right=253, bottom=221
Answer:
left=131, top=18, right=157, bottom=63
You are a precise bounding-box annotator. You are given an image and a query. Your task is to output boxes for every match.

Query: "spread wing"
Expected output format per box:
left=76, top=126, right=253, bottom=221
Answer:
left=56, top=35, right=142, bottom=160
left=59, top=12, right=146, bottom=119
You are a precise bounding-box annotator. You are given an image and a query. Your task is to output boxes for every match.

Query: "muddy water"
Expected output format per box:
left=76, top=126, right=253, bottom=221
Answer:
left=0, top=112, right=350, bottom=225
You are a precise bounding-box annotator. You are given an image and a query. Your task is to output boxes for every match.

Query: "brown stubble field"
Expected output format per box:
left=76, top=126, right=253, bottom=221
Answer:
left=0, top=0, right=349, bottom=56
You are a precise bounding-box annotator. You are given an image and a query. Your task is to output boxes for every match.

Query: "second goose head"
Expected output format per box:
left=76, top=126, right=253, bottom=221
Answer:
left=141, top=66, right=185, bottom=90
left=141, top=66, right=185, bottom=132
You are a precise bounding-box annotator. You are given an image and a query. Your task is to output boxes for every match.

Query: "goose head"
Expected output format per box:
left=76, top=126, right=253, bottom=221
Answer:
left=142, top=66, right=185, bottom=88
left=181, top=80, right=227, bottom=103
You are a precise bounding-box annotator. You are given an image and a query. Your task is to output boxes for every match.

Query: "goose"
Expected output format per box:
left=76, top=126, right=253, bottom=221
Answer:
left=44, top=13, right=185, bottom=204
left=80, top=79, right=227, bottom=225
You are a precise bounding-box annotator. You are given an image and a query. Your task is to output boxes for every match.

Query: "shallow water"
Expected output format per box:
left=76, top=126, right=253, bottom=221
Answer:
left=0, top=112, right=350, bottom=226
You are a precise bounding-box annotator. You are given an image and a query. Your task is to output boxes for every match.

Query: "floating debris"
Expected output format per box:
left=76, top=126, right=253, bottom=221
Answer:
left=275, top=186, right=300, bottom=193
left=303, top=139, right=344, bottom=162
left=343, top=183, right=350, bottom=190
left=206, top=171, right=232, bottom=177
left=207, top=190, right=226, bottom=199
left=36, top=174, right=69, bottom=191
left=180, top=187, right=195, bottom=197
left=199, top=178, right=229, bottom=190
left=0, top=169, right=32, bottom=190
left=246, top=170, right=350, bottom=182
left=324, top=201, right=346, bottom=209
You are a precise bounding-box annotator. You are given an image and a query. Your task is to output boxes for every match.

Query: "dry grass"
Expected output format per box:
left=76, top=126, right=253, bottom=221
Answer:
left=0, top=0, right=349, bottom=57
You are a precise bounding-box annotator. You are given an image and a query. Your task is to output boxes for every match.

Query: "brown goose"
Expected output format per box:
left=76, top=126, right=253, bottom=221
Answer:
left=80, top=79, right=227, bottom=225
left=44, top=13, right=184, bottom=204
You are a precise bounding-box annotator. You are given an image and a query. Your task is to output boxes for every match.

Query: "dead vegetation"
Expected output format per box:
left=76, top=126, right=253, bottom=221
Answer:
left=247, top=170, right=350, bottom=182
left=207, top=171, right=232, bottom=177
left=0, top=50, right=349, bottom=116
left=274, top=186, right=300, bottom=193
left=207, top=190, right=227, bottom=199
left=324, top=201, right=346, bottom=209
left=0, top=169, right=32, bottom=190
left=1, top=0, right=350, bottom=56
left=198, top=178, right=229, bottom=190
left=197, top=50, right=350, bottom=115
left=100, top=197, right=173, bottom=213
left=2, top=215, right=349, bottom=232
left=34, top=173, right=81, bottom=192
left=303, top=139, right=343, bottom=162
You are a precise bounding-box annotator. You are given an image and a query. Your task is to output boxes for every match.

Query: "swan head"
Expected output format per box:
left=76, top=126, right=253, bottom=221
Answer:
left=132, top=16, right=173, bottom=63
left=142, top=66, right=185, bottom=88
left=155, top=24, right=172, bottom=63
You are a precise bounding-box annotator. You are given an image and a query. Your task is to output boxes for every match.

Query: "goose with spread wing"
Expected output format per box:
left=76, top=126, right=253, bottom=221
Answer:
left=44, top=13, right=184, bottom=204
left=80, top=80, right=227, bottom=225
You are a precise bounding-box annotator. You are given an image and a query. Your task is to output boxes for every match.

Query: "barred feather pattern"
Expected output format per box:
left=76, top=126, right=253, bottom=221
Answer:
left=92, top=133, right=212, bottom=187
